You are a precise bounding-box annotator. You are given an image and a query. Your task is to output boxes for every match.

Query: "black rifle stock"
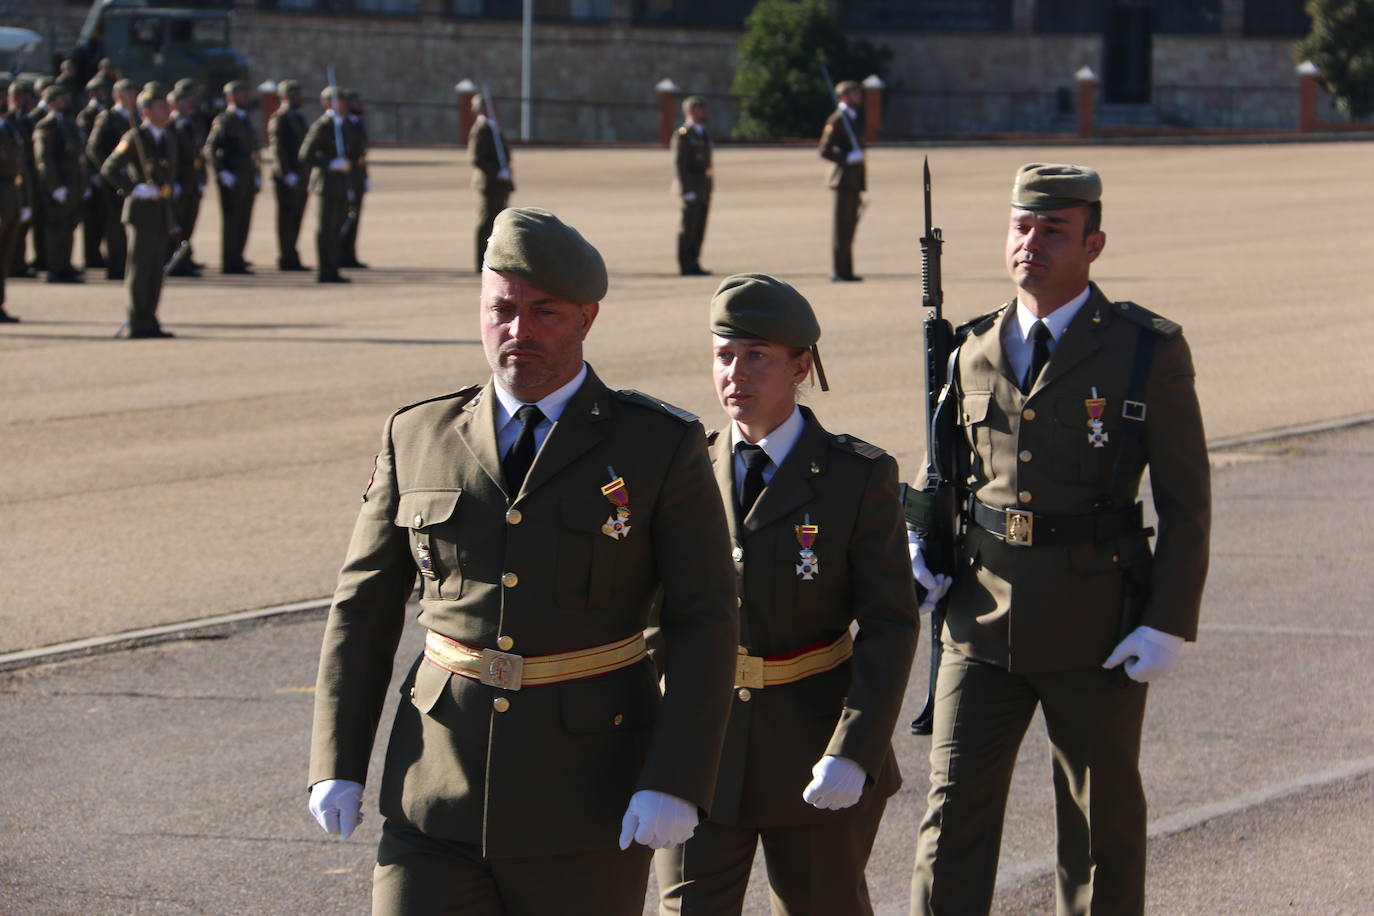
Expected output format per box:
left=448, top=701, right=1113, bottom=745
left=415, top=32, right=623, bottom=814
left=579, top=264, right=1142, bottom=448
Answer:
left=909, top=158, right=960, bottom=736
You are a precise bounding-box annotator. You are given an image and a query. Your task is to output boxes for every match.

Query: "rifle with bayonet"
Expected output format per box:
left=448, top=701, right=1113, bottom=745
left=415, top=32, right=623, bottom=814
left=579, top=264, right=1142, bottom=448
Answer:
left=907, top=158, right=962, bottom=736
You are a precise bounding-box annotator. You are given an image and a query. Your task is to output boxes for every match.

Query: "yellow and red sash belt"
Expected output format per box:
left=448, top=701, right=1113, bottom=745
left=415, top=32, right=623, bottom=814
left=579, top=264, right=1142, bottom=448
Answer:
left=423, top=629, right=647, bottom=691
left=734, top=632, right=854, bottom=690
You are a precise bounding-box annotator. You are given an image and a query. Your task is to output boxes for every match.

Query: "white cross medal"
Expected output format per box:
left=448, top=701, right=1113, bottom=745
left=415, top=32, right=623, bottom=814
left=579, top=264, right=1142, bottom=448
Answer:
left=600, top=467, right=632, bottom=540
left=795, top=514, right=819, bottom=580
left=1085, top=387, right=1109, bottom=449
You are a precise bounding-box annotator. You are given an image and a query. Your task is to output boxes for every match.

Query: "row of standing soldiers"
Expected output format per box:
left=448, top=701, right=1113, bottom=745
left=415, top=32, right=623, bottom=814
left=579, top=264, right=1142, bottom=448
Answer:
left=0, top=74, right=370, bottom=331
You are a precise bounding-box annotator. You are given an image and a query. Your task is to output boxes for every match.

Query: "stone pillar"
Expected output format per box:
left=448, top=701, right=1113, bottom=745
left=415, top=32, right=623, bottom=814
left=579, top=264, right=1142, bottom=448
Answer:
left=655, top=78, right=679, bottom=147
left=456, top=79, right=477, bottom=145
left=258, top=80, right=279, bottom=141
left=1076, top=66, right=1097, bottom=139
left=862, top=74, right=885, bottom=143
left=1297, top=61, right=1319, bottom=133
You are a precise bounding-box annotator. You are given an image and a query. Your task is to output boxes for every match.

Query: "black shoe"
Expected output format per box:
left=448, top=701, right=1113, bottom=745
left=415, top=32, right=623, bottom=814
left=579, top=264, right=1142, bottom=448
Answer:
left=190, top=259, right=207, bottom=270
left=0, top=310, right=19, bottom=323
left=167, top=263, right=200, bottom=277
left=222, top=264, right=253, bottom=275
left=11, top=266, right=36, bottom=279
left=106, top=271, right=125, bottom=281
left=828, top=274, right=863, bottom=283
left=317, top=273, right=351, bottom=283
left=87, top=257, right=107, bottom=270
left=129, top=327, right=174, bottom=339
left=680, top=266, right=711, bottom=276
left=278, top=260, right=309, bottom=272
left=46, top=270, right=84, bottom=284
left=340, top=259, right=369, bottom=269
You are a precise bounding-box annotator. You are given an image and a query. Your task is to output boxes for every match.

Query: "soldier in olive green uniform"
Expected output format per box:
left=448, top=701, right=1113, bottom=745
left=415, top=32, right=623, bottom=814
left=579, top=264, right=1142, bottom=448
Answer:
left=33, top=85, right=84, bottom=284
left=101, top=83, right=179, bottom=339
left=204, top=80, right=260, bottom=274
left=907, top=165, right=1211, bottom=916
left=269, top=79, right=310, bottom=271
left=298, top=88, right=356, bottom=283
left=169, top=83, right=207, bottom=276
left=76, top=75, right=112, bottom=271
left=467, top=93, right=512, bottom=273
left=655, top=275, right=918, bottom=914
left=86, top=79, right=139, bottom=280
left=307, top=207, right=739, bottom=915
left=0, top=79, right=30, bottom=322
left=670, top=95, right=712, bottom=277
left=6, top=80, right=38, bottom=279
left=817, top=80, right=866, bottom=283
left=340, top=88, right=369, bottom=269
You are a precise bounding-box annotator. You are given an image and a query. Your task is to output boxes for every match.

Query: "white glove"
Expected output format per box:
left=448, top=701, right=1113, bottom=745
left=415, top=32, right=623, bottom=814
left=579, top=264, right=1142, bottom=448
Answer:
left=20, top=206, right=31, bottom=223
left=83, top=187, right=92, bottom=199
left=846, top=149, right=865, bottom=165
left=284, top=172, right=299, bottom=187
left=618, top=789, right=698, bottom=850
left=328, top=157, right=349, bottom=172
left=802, top=755, right=866, bottom=810
left=681, top=191, right=697, bottom=202
left=130, top=182, right=160, bottom=201
left=1103, top=625, right=1185, bottom=683
left=309, top=778, right=364, bottom=838
left=363, top=178, right=372, bottom=193
left=52, top=186, right=68, bottom=204
left=908, top=530, right=952, bottom=616
left=218, top=170, right=236, bottom=188
left=497, top=168, right=510, bottom=182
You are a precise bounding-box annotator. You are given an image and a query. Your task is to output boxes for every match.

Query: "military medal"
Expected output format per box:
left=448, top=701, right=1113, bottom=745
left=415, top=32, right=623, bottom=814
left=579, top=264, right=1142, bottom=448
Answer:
left=600, top=467, right=632, bottom=540
left=415, top=542, right=438, bottom=579
left=1086, top=387, right=1108, bottom=448
left=795, top=514, right=819, bottom=580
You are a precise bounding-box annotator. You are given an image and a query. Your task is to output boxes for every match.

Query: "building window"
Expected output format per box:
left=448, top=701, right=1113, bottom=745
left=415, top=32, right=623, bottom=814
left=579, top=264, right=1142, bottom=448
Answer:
left=1244, top=0, right=1309, bottom=36
left=1038, top=0, right=1219, bottom=34
left=450, top=0, right=611, bottom=19
left=258, top=0, right=418, bottom=11
left=1151, top=0, right=1220, bottom=34
left=633, top=0, right=757, bottom=28
left=355, top=0, right=419, bottom=12
left=841, top=0, right=1012, bottom=31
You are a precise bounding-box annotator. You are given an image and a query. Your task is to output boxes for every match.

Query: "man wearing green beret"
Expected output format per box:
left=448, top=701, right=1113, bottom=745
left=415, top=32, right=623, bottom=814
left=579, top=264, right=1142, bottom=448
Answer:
left=6, top=80, right=39, bottom=279
left=818, top=80, right=866, bottom=283
left=670, top=95, right=711, bottom=276
left=0, top=77, right=30, bottom=321
left=339, top=88, right=369, bottom=269
left=307, top=207, right=739, bottom=914
left=299, top=87, right=359, bottom=283
left=33, top=84, right=84, bottom=283
left=269, top=79, right=309, bottom=271
left=86, top=78, right=140, bottom=280
left=169, top=83, right=208, bottom=275
left=77, top=75, right=113, bottom=272
left=908, top=164, right=1210, bottom=915
left=654, top=274, right=918, bottom=913
left=203, top=80, right=260, bottom=274
left=467, top=92, right=513, bottom=273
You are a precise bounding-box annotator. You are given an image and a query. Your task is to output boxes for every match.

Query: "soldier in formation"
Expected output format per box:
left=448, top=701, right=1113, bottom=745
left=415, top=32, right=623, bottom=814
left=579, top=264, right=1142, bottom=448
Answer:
left=205, top=80, right=260, bottom=274
left=76, top=75, right=112, bottom=272
left=339, top=88, right=369, bottom=269
left=86, top=78, right=140, bottom=280
left=670, top=95, right=712, bottom=276
left=169, top=80, right=208, bottom=276
left=269, top=79, right=310, bottom=272
left=818, top=80, right=866, bottom=283
left=33, top=84, right=84, bottom=284
left=299, top=87, right=360, bottom=284
left=467, top=92, right=512, bottom=272
left=0, top=76, right=31, bottom=321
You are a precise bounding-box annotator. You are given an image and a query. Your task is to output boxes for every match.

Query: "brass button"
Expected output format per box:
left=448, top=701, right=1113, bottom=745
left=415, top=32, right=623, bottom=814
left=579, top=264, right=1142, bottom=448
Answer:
left=497, top=635, right=514, bottom=651
left=505, top=508, right=522, bottom=525
left=1019, top=450, right=1032, bottom=462
left=408, top=686, right=415, bottom=698
left=492, top=697, right=510, bottom=713
left=501, top=572, right=519, bottom=588
left=413, top=514, right=424, bottom=526
left=1018, top=490, right=1032, bottom=504
left=737, top=688, right=752, bottom=702
left=836, top=435, right=848, bottom=443
left=731, top=547, right=744, bottom=562
left=612, top=713, right=624, bottom=726
left=737, top=597, right=742, bottom=607
left=1023, top=408, right=1037, bottom=421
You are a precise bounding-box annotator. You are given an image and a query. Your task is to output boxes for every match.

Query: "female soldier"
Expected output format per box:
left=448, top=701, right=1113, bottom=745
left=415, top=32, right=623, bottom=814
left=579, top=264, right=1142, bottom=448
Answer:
left=654, top=273, right=919, bottom=914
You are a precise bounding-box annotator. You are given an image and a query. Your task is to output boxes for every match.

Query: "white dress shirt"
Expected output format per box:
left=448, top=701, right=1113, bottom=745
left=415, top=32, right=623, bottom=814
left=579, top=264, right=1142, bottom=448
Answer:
left=1002, top=286, right=1091, bottom=386
left=492, top=362, right=588, bottom=460
left=728, top=404, right=805, bottom=504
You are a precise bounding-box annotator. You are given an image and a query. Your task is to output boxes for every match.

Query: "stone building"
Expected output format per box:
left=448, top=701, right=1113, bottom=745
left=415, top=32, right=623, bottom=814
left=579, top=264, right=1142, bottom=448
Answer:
left=12, top=0, right=1330, bottom=143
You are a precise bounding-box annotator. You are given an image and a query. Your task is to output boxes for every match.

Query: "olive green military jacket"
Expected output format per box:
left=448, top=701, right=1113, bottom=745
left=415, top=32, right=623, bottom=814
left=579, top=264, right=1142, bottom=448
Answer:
left=268, top=106, right=308, bottom=181
left=704, top=408, right=917, bottom=826
left=670, top=122, right=711, bottom=199
left=33, top=112, right=84, bottom=201
left=310, top=368, right=739, bottom=858
left=818, top=108, right=865, bottom=192
left=936, top=284, right=1210, bottom=672
left=100, top=125, right=178, bottom=228
left=0, top=116, right=26, bottom=222
left=171, top=114, right=204, bottom=195
left=299, top=113, right=358, bottom=199
left=345, top=114, right=368, bottom=196
left=85, top=106, right=134, bottom=176
left=203, top=109, right=259, bottom=189
left=468, top=114, right=513, bottom=196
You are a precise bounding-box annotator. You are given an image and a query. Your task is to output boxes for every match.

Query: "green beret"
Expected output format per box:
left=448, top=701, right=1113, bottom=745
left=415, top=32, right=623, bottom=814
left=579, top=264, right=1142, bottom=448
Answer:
left=35, top=76, right=53, bottom=92
left=85, top=75, right=110, bottom=92
left=319, top=86, right=338, bottom=102
left=1011, top=163, right=1102, bottom=211
left=137, top=82, right=166, bottom=108
left=168, top=87, right=185, bottom=103
left=834, top=80, right=860, bottom=96
left=681, top=94, right=706, bottom=112
left=709, top=273, right=820, bottom=348
left=224, top=80, right=247, bottom=95
left=9, top=79, right=32, bottom=95
left=174, top=77, right=198, bottom=92
left=277, top=79, right=300, bottom=94
left=113, top=78, right=136, bottom=93
left=484, top=207, right=607, bottom=305
left=41, top=84, right=66, bottom=103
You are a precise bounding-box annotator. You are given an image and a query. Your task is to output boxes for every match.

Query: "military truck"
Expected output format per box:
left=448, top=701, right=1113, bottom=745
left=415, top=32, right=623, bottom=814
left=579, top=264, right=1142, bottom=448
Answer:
left=69, top=0, right=248, bottom=98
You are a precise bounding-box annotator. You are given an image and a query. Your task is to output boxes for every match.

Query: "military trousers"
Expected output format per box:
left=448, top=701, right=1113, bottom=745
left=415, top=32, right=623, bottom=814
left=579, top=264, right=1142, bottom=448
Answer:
left=910, top=648, right=1149, bottom=916
left=101, top=186, right=127, bottom=277
left=475, top=191, right=509, bottom=272
left=124, top=211, right=169, bottom=335
left=676, top=193, right=710, bottom=273
left=217, top=180, right=255, bottom=270
left=20, top=190, right=45, bottom=271
left=341, top=189, right=363, bottom=264
left=43, top=194, right=78, bottom=275
left=274, top=176, right=308, bottom=267
left=0, top=192, right=20, bottom=306
left=373, top=818, right=652, bottom=916
left=831, top=189, right=862, bottom=279
left=314, top=192, right=348, bottom=279
left=176, top=187, right=202, bottom=263
left=655, top=790, right=887, bottom=916
left=83, top=179, right=107, bottom=268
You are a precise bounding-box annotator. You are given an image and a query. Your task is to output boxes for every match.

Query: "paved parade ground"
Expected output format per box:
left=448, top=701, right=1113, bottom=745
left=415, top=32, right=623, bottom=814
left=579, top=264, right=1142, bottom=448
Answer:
left=3, top=140, right=1373, bottom=912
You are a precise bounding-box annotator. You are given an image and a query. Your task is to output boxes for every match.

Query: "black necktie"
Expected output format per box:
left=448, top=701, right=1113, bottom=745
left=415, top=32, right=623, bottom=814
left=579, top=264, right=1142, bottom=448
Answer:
left=737, top=443, right=769, bottom=517
left=502, top=405, right=543, bottom=496
left=1022, top=320, right=1052, bottom=394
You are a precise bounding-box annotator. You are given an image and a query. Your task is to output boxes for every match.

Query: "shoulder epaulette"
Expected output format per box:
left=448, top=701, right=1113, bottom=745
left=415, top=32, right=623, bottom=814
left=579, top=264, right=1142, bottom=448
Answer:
left=705, top=429, right=721, bottom=446
left=615, top=389, right=698, bottom=423
left=832, top=433, right=886, bottom=460
left=394, top=384, right=482, bottom=417
left=1113, top=301, right=1182, bottom=337
left=956, top=306, right=1005, bottom=338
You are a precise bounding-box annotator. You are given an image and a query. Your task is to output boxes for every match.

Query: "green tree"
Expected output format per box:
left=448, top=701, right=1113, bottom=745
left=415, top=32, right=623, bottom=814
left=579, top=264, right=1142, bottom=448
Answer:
left=1295, top=0, right=1374, bottom=119
left=731, top=0, right=891, bottom=140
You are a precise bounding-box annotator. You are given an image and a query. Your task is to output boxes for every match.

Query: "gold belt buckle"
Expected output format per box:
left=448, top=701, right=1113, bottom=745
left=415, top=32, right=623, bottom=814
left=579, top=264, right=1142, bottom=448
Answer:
left=480, top=649, right=524, bottom=691
left=735, top=648, right=764, bottom=690
left=1004, top=508, right=1033, bottom=546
